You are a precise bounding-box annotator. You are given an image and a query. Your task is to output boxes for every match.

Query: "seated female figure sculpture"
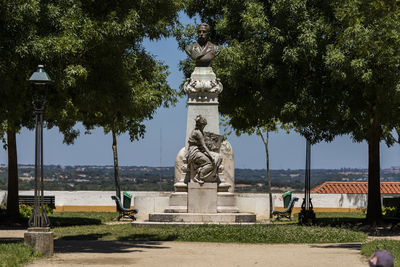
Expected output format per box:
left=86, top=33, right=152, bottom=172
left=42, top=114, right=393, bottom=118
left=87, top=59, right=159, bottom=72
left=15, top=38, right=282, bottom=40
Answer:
left=186, top=115, right=222, bottom=184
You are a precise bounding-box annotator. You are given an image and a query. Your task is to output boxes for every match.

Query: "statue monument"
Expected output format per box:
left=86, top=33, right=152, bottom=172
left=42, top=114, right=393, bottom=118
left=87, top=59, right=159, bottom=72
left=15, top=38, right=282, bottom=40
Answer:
left=148, top=24, right=255, bottom=222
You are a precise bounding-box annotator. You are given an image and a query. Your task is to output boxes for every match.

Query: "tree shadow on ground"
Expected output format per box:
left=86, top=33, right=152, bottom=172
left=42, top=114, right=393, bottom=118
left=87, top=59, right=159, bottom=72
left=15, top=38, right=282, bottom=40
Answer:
left=49, top=217, right=102, bottom=227
left=117, top=233, right=179, bottom=242
left=314, top=217, right=364, bottom=227
left=0, top=215, right=28, bottom=227
left=59, top=233, right=112, bottom=240
left=54, top=239, right=170, bottom=254
left=310, top=243, right=362, bottom=251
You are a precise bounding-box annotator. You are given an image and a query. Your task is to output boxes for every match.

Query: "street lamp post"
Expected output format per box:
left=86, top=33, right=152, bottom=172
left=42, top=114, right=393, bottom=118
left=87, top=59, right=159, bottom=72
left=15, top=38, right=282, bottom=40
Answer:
left=24, top=65, right=54, bottom=256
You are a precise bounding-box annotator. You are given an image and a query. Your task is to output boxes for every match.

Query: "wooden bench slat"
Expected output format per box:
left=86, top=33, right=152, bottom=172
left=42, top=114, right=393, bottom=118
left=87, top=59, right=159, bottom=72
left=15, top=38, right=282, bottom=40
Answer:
left=19, top=195, right=55, bottom=209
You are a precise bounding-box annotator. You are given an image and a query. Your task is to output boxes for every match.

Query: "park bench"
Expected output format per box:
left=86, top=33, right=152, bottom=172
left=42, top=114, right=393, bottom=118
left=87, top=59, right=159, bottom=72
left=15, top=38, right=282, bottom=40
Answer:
left=111, top=195, right=138, bottom=221
left=19, top=195, right=55, bottom=209
left=272, top=196, right=299, bottom=221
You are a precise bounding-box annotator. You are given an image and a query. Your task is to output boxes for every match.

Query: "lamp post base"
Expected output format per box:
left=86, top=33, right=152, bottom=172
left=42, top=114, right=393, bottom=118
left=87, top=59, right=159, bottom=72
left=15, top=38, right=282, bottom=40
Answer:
left=298, top=209, right=316, bottom=225
left=24, top=227, right=53, bottom=256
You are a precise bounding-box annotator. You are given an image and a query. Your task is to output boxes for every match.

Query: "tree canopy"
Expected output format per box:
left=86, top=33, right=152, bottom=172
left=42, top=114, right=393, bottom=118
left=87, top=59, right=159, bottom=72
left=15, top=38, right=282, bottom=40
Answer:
left=0, top=0, right=184, bottom=215
left=181, top=0, right=400, bottom=224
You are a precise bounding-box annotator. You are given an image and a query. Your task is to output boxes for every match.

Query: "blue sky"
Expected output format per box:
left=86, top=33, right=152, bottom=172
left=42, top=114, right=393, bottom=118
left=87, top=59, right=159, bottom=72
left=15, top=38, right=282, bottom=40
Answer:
left=0, top=15, right=399, bottom=170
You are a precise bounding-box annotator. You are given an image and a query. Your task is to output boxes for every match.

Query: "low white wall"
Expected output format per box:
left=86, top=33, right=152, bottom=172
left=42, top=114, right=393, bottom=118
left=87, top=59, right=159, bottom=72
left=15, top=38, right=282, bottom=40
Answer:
left=235, top=193, right=271, bottom=220
left=1, top=190, right=397, bottom=220
left=131, top=192, right=170, bottom=220
left=273, top=193, right=369, bottom=209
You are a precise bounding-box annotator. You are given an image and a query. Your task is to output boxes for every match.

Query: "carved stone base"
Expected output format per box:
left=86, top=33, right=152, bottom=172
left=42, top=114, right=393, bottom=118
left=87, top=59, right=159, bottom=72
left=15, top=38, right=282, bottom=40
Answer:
left=24, top=227, right=53, bottom=257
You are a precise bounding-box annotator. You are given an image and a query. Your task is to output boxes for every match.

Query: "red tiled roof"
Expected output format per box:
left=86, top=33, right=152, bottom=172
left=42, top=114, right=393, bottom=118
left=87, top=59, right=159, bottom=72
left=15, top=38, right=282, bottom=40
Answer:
left=311, top=181, right=400, bottom=194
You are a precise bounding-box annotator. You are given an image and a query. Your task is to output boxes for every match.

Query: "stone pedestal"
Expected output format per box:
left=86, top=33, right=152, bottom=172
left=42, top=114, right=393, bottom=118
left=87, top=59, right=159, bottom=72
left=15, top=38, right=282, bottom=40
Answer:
left=24, top=227, right=54, bottom=256
left=145, top=63, right=256, bottom=224
left=188, top=183, right=217, bottom=213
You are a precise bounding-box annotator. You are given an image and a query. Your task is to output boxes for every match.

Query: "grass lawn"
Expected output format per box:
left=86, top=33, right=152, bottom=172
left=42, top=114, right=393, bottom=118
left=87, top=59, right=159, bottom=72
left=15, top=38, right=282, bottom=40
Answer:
left=48, top=211, right=368, bottom=243
left=53, top=224, right=367, bottom=244
left=50, top=212, right=367, bottom=244
left=0, top=242, right=41, bottom=267
left=0, top=211, right=385, bottom=266
left=361, top=239, right=400, bottom=266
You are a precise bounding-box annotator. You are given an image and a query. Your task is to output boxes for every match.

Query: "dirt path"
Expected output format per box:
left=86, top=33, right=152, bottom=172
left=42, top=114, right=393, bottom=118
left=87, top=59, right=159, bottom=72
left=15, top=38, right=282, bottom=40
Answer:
left=25, top=240, right=367, bottom=267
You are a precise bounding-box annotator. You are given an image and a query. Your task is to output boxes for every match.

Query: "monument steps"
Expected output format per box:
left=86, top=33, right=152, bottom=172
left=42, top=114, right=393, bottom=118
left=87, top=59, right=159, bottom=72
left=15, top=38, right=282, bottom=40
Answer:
left=148, top=212, right=256, bottom=223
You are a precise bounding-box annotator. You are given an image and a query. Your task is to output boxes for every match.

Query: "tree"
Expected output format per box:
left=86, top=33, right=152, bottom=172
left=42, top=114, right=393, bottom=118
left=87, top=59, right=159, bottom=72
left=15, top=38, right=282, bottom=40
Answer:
left=0, top=1, right=44, bottom=216
left=182, top=0, right=400, bottom=225
left=223, top=117, right=290, bottom=218
left=321, top=0, right=400, bottom=224
left=67, top=2, right=182, bottom=199
left=0, top=0, right=183, bottom=215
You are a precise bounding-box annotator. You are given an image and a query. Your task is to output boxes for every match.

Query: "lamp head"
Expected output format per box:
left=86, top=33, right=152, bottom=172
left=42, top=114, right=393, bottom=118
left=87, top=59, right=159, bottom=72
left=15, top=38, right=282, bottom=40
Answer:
left=29, top=65, right=52, bottom=110
left=29, top=65, right=52, bottom=85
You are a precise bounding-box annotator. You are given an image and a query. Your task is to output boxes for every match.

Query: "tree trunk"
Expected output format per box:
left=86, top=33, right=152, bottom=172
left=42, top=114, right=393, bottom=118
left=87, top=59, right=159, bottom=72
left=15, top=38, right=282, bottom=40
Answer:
left=112, top=130, right=121, bottom=200
left=259, top=131, right=273, bottom=219
left=6, top=128, right=19, bottom=217
left=366, top=114, right=382, bottom=225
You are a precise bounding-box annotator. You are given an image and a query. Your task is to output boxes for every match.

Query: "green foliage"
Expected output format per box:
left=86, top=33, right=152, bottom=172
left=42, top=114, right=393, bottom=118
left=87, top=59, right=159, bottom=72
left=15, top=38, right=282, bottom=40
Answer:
left=361, top=206, right=397, bottom=217
left=0, top=1, right=185, bottom=219
left=361, top=240, right=400, bottom=267
left=18, top=204, right=32, bottom=219
left=0, top=242, right=41, bottom=267
left=0, top=0, right=185, bottom=145
left=18, top=204, right=53, bottom=219
left=180, top=0, right=400, bottom=225
left=382, top=206, right=397, bottom=217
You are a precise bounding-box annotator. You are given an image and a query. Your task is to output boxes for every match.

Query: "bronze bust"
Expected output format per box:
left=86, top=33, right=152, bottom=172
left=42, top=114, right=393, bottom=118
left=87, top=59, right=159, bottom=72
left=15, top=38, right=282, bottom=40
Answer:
left=185, top=23, right=220, bottom=67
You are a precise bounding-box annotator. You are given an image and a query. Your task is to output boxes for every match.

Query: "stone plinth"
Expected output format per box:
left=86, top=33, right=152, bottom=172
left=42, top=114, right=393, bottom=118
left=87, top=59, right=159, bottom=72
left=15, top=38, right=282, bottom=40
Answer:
left=185, top=67, right=221, bottom=148
left=185, top=103, right=219, bottom=148
left=188, top=183, right=217, bottom=213
left=24, top=227, right=54, bottom=256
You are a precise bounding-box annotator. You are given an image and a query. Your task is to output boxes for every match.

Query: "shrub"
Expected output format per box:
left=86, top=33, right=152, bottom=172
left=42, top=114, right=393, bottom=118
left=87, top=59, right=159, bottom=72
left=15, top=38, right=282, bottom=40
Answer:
left=19, top=204, right=53, bottom=219
left=382, top=206, right=397, bottom=217
left=19, top=204, right=33, bottom=219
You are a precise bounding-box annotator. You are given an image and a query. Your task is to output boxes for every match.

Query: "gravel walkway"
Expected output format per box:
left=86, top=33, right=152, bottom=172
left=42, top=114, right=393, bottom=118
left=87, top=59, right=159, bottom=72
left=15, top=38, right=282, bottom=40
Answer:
left=2, top=228, right=395, bottom=266
left=24, top=240, right=367, bottom=267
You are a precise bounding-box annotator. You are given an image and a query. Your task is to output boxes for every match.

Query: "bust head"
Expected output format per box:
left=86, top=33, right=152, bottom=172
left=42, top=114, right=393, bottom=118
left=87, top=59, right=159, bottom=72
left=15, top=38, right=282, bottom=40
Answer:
left=197, top=23, right=210, bottom=46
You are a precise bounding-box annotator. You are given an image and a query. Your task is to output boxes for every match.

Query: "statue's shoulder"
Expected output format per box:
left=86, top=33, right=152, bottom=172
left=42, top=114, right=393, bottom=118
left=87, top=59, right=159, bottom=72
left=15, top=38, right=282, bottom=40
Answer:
left=185, top=42, right=200, bottom=58
left=186, top=42, right=200, bottom=52
left=212, top=43, right=221, bottom=56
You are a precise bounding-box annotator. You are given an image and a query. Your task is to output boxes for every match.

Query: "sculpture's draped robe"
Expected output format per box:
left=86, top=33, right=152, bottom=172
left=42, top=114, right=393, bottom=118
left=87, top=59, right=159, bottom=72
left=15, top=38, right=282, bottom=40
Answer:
left=186, top=129, right=221, bottom=182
